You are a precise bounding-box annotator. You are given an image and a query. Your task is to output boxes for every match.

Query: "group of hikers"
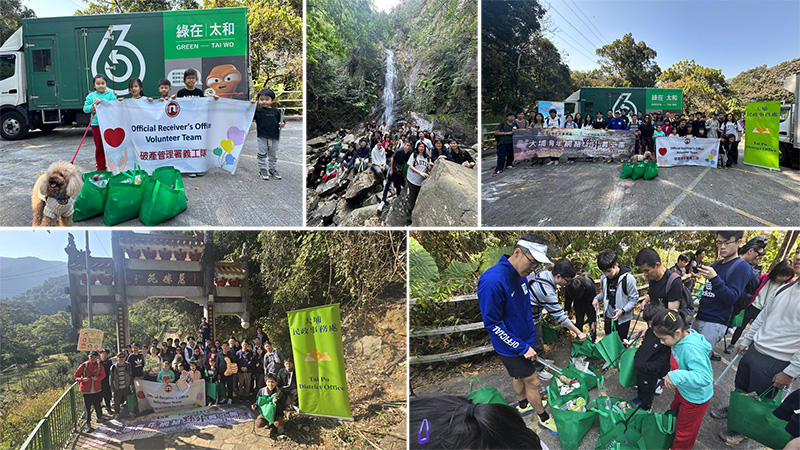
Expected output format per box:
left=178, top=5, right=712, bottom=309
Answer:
left=308, top=121, right=475, bottom=224
left=411, top=231, right=800, bottom=449
left=494, top=108, right=745, bottom=173
left=73, top=320, right=297, bottom=435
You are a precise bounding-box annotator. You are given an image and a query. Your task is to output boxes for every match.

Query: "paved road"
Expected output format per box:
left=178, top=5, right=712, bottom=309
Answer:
left=0, top=119, right=303, bottom=227
left=414, top=317, right=793, bottom=450
left=481, top=146, right=800, bottom=227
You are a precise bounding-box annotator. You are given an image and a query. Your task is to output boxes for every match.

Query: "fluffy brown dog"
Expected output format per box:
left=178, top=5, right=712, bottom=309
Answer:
left=31, top=161, right=83, bottom=226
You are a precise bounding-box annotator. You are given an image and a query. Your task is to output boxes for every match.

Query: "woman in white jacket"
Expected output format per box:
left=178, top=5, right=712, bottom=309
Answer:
left=371, top=141, right=388, bottom=183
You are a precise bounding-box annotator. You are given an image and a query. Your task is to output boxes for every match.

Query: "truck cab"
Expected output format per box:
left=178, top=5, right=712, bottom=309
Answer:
left=0, top=29, right=37, bottom=140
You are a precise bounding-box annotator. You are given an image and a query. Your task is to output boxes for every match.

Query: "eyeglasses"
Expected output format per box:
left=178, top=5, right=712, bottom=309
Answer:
left=521, top=250, right=540, bottom=270
left=715, top=238, right=738, bottom=247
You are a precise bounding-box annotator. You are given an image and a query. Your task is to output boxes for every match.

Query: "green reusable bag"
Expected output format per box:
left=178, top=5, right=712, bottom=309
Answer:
left=541, top=321, right=559, bottom=343
left=595, top=422, right=647, bottom=450
left=630, top=162, right=646, bottom=180
left=103, top=164, right=149, bottom=226
left=592, top=396, right=647, bottom=435
left=465, top=376, right=508, bottom=405
left=127, top=391, right=137, bottom=413
left=629, top=409, right=676, bottom=450
left=571, top=338, right=603, bottom=360
left=73, top=170, right=113, bottom=221
left=730, top=309, right=745, bottom=327
left=567, top=362, right=604, bottom=391
left=547, top=382, right=597, bottom=450
left=402, top=162, right=409, bottom=178
left=618, top=346, right=638, bottom=388
left=257, top=394, right=277, bottom=423
left=727, top=387, right=792, bottom=449
left=205, top=381, right=225, bottom=402
left=620, top=161, right=633, bottom=179
left=139, top=166, right=187, bottom=226
left=643, top=161, right=658, bottom=180
left=596, top=321, right=625, bottom=369
left=548, top=367, right=590, bottom=404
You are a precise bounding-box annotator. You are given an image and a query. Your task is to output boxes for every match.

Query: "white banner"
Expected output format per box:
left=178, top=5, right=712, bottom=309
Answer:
left=95, top=97, right=256, bottom=175
left=134, top=378, right=206, bottom=413
left=654, top=136, right=719, bottom=168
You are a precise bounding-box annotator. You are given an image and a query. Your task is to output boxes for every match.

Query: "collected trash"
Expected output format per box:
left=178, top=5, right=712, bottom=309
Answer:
left=615, top=401, right=632, bottom=414
left=559, top=396, right=587, bottom=413
left=556, top=375, right=581, bottom=396
left=571, top=356, right=594, bottom=375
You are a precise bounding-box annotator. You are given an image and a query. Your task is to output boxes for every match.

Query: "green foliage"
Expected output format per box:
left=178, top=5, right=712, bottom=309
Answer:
left=658, top=59, right=735, bottom=115
left=596, top=33, right=661, bottom=88
left=0, top=0, right=35, bottom=43
left=729, top=57, right=799, bottom=106
left=482, top=0, right=572, bottom=116
left=3, top=275, right=69, bottom=317
left=409, top=237, right=439, bottom=298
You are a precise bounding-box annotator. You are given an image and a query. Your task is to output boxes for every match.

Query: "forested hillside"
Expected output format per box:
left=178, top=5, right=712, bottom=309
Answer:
left=0, top=257, right=67, bottom=298
left=2, top=275, right=70, bottom=316
left=307, top=0, right=477, bottom=136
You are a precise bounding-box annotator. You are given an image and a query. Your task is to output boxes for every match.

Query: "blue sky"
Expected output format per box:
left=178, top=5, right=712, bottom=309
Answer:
left=546, top=0, right=800, bottom=79
left=0, top=231, right=112, bottom=262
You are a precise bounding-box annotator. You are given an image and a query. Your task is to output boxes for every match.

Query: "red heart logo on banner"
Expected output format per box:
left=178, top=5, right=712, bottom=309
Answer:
left=658, top=147, right=667, bottom=156
left=104, top=128, right=125, bottom=147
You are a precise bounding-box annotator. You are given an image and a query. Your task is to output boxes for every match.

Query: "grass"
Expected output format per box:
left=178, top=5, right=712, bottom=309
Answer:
left=0, top=354, right=69, bottom=394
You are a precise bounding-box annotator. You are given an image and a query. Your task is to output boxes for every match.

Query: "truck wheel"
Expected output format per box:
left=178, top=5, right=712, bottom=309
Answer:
left=779, top=142, right=797, bottom=169
left=0, top=111, right=29, bottom=140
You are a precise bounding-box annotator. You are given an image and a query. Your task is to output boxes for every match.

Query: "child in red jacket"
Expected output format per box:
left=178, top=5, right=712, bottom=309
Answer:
left=73, top=351, right=106, bottom=432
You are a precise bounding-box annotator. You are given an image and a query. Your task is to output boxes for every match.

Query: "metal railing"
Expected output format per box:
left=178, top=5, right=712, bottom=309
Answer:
left=275, top=90, right=303, bottom=114
left=20, top=382, right=84, bottom=450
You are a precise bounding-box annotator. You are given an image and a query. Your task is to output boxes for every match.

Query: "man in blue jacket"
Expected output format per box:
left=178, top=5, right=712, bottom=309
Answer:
left=693, top=230, right=753, bottom=361
left=477, top=234, right=558, bottom=435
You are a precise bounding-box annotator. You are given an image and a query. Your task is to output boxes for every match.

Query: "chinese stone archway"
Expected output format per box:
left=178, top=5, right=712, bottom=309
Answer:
left=65, top=231, right=251, bottom=353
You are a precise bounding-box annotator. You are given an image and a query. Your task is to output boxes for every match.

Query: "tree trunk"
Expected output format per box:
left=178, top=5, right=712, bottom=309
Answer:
left=771, top=230, right=800, bottom=271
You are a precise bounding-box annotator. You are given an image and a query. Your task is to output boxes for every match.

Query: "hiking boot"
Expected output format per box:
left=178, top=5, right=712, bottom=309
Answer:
left=710, top=353, right=722, bottom=361
left=537, top=369, right=553, bottom=381
left=260, top=169, right=269, bottom=180
left=710, top=406, right=728, bottom=419
left=725, top=344, right=735, bottom=354
left=538, top=416, right=558, bottom=435
left=720, top=429, right=747, bottom=446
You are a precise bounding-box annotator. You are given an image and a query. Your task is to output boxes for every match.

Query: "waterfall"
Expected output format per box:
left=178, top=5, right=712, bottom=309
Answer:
left=381, top=49, right=396, bottom=126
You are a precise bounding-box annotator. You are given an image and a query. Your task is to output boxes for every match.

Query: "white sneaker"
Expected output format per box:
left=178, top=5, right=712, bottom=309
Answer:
left=546, top=160, right=554, bottom=165
left=537, top=370, right=553, bottom=381
left=227, top=398, right=232, bottom=404
left=377, top=201, right=385, bottom=212
left=553, top=160, right=559, bottom=166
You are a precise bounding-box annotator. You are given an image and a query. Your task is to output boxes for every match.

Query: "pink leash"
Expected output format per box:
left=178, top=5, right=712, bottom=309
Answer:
left=71, top=110, right=96, bottom=164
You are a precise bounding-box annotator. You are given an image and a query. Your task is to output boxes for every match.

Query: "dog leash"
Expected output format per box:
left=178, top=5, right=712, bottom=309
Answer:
left=71, top=110, right=96, bottom=164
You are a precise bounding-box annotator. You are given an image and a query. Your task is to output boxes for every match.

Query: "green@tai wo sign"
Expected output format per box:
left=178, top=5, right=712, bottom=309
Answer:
left=744, top=101, right=780, bottom=170
left=288, top=304, right=352, bottom=420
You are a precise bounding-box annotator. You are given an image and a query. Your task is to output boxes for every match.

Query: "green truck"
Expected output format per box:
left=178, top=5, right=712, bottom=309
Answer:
left=564, top=87, right=684, bottom=118
left=0, top=7, right=249, bottom=140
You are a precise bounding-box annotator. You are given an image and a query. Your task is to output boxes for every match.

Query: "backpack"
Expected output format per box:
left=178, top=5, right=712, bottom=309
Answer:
left=664, top=271, right=694, bottom=314
left=730, top=261, right=759, bottom=318
left=774, top=279, right=798, bottom=298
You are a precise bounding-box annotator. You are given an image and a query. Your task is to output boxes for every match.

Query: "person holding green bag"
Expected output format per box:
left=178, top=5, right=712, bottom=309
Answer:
left=592, top=250, right=640, bottom=343
left=714, top=248, right=800, bottom=446
left=651, top=308, right=713, bottom=450
left=631, top=304, right=670, bottom=411
left=565, top=274, right=598, bottom=343
left=251, top=374, right=286, bottom=434
left=477, top=234, right=558, bottom=434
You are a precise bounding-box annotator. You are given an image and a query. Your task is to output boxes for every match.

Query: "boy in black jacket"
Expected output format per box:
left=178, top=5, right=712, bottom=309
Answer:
left=252, top=89, right=285, bottom=180
left=632, top=303, right=671, bottom=411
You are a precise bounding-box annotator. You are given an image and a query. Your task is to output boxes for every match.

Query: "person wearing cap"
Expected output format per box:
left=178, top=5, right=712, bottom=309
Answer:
left=73, top=351, right=106, bottom=432
left=607, top=111, right=628, bottom=130
left=591, top=250, right=640, bottom=341
left=493, top=113, right=517, bottom=175
left=705, top=112, right=720, bottom=139
left=477, top=234, right=558, bottom=435
left=110, top=352, right=133, bottom=419
left=99, top=349, right=113, bottom=415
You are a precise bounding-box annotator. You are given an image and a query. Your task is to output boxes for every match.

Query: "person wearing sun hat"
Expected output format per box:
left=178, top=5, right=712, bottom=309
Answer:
left=477, top=234, right=559, bottom=435
left=73, top=350, right=107, bottom=432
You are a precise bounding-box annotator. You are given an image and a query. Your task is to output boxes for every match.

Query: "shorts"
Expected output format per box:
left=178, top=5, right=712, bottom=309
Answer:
left=498, top=353, right=537, bottom=379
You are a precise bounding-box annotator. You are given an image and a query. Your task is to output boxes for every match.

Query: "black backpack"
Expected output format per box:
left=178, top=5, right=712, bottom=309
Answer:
left=664, top=271, right=694, bottom=314
left=730, top=264, right=760, bottom=318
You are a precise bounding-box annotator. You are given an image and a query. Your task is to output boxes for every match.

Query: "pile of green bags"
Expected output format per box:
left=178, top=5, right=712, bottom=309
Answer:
left=73, top=165, right=187, bottom=226
left=620, top=161, right=658, bottom=180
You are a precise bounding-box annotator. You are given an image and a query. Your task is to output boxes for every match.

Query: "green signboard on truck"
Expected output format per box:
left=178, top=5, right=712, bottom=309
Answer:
left=564, top=87, right=684, bottom=118
left=0, top=7, right=250, bottom=140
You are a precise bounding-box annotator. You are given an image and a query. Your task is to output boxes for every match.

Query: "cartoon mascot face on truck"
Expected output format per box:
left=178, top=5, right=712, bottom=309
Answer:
left=205, top=64, right=242, bottom=98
